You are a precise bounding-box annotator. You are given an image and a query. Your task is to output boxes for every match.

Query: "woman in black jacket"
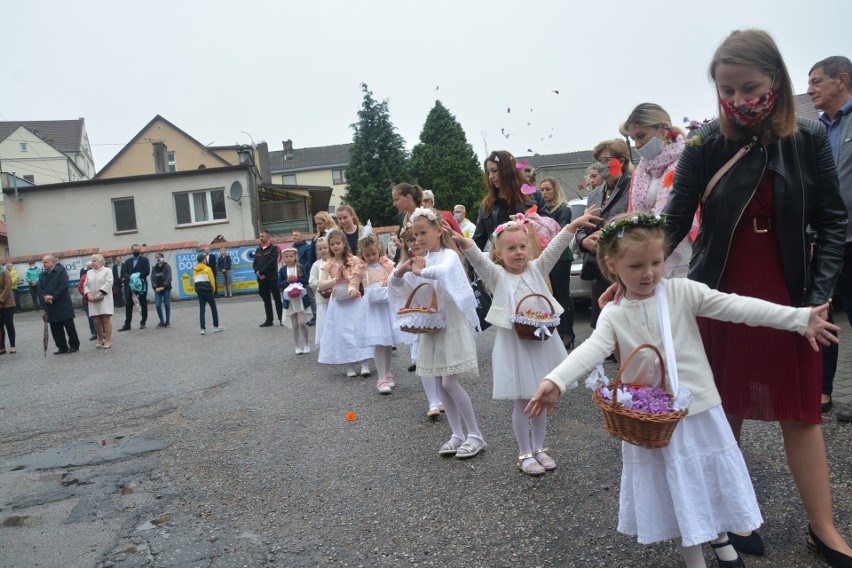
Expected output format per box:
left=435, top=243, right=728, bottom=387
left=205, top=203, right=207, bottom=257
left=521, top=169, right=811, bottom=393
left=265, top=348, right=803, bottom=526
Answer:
left=539, top=176, right=575, bottom=349
left=472, top=150, right=549, bottom=252
left=664, top=29, right=850, bottom=564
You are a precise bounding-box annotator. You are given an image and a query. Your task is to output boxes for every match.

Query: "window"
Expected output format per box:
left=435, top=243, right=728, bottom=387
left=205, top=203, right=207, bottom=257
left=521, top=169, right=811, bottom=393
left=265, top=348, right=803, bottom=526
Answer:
left=332, top=169, right=346, bottom=184
left=23, top=175, right=34, bottom=183
left=113, top=197, right=137, bottom=232
left=282, top=174, right=297, bottom=185
left=167, top=151, right=176, bottom=172
left=174, top=189, right=227, bottom=226
left=20, top=142, right=27, bottom=152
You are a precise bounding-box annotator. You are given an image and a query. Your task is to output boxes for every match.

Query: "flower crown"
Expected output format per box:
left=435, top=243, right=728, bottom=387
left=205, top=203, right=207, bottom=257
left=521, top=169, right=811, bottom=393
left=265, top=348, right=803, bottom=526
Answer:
left=598, top=213, right=667, bottom=245
left=410, top=207, right=438, bottom=224
left=494, top=213, right=529, bottom=237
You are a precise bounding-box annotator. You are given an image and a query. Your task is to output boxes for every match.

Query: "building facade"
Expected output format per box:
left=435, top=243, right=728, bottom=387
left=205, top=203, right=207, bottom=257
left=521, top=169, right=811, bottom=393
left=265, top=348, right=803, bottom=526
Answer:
left=269, top=141, right=351, bottom=212
left=0, top=119, right=95, bottom=185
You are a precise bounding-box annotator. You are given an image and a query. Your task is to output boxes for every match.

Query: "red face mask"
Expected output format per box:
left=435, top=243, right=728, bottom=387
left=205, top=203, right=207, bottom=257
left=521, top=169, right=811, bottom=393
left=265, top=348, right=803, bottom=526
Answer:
left=719, top=88, right=777, bottom=128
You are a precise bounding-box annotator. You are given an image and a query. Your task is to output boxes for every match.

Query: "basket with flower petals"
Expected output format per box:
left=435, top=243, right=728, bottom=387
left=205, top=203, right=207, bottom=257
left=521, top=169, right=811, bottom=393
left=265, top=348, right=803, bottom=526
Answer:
left=397, top=283, right=444, bottom=334
left=512, top=293, right=560, bottom=341
left=590, top=343, right=689, bottom=449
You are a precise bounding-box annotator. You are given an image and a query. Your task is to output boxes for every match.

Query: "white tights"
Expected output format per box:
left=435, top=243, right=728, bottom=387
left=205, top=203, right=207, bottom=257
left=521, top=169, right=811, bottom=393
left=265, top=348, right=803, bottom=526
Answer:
left=290, top=312, right=308, bottom=349
left=512, top=399, right=547, bottom=456
left=436, top=374, right=481, bottom=442
left=374, top=345, right=392, bottom=377
left=420, top=375, right=441, bottom=408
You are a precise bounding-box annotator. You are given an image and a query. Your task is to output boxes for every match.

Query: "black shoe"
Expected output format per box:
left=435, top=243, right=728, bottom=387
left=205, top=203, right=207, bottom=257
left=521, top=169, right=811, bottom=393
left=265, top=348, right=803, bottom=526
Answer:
left=118, top=325, right=131, bottom=332
left=808, top=524, right=852, bottom=568
left=727, top=531, right=765, bottom=556
left=711, top=540, right=745, bottom=568
left=53, top=349, right=68, bottom=355
left=156, top=322, right=164, bottom=328
left=822, top=398, right=833, bottom=414
left=408, top=364, right=416, bottom=372
left=306, top=318, right=316, bottom=327
left=259, top=321, right=274, bottom=328
left=139, top=323, right=146, bottom=329
left=66, top=348, right=79, bottom=354
left=89, top=335, right=97, bottom=341
left=838, top=407, right=852, bottom=422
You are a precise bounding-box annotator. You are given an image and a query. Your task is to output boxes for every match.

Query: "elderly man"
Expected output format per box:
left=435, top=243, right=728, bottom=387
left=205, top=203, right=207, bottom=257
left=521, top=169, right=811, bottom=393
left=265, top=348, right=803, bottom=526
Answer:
left=453, top=205, right=476, bottom=238
left=37, top=255, right=80, bottom=354
left=808, top=55, right=852, bottom=421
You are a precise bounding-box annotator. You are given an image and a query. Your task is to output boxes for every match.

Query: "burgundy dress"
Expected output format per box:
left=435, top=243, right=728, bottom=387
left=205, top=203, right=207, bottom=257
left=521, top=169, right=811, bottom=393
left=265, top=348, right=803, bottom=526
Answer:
left=698, top=173, right=822, bottom=423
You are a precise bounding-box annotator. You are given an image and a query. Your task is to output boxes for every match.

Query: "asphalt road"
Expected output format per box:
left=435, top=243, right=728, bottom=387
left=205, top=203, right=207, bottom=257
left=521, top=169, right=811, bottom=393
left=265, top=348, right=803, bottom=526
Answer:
left=1, top=296, right=850, bottom=567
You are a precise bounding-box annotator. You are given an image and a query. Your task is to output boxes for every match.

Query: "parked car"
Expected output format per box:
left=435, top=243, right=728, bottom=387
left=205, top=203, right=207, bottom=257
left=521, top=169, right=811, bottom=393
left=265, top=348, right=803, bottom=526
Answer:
left=568, top=197, right=591, bottom=301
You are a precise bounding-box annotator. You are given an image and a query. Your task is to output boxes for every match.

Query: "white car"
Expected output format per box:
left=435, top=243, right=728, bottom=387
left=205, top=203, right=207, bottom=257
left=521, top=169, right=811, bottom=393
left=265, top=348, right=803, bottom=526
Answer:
left=568, top=197, right=591, bottom=301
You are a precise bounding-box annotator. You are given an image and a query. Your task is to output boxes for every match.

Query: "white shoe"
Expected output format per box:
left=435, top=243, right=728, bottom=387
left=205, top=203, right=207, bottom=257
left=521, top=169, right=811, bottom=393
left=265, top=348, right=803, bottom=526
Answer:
left=386, top=373, right=396, bottom=388
left=346, top=367, right=357, bottom=378
left=200, top=329, right=206, bottom=335
left=302, top=345, right=311, bottom=354
left=295, top=347, right=303, bottom=355
left=360, top=364, right=371, bottom=376
left=427, top=406, right=440, bottom=418
left=215, top=326, right=225, bottom=332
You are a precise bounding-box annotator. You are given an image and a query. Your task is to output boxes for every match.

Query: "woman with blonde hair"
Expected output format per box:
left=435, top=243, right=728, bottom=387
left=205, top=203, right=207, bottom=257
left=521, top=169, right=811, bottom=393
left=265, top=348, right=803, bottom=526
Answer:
left=539, top=177, right=576, bottom=349
left=83, top=253, right=115, bottom=348
left=664, top=29, right=850, bottom=565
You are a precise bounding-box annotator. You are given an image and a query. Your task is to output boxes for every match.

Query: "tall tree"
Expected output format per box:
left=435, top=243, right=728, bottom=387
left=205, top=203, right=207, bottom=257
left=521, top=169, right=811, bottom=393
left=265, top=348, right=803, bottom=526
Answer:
left=410, top=100, right=483, bottom=215
left=345, top=84, right=410, bottom=226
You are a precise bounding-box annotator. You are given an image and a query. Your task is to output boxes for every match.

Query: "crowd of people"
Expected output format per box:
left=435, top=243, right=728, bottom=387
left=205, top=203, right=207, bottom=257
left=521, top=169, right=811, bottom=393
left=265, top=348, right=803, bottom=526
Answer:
left=1, top=28, right=850, bottom=568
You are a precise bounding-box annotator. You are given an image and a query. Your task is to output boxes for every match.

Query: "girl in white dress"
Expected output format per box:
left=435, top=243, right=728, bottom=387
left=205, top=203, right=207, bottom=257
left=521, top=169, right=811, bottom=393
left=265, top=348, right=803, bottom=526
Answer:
left=525, top=213, right=838, bottom=568
left=308, top=238, right=330, bottom=348
left=390, top=207, right=484, bottom=458
left=454, top=208, right=600, bottom=476
left=349, top=230, right=405, bottom=394
left=278, top=248, right=310, bottom=354
left=318, top=229, right=373, bottom=377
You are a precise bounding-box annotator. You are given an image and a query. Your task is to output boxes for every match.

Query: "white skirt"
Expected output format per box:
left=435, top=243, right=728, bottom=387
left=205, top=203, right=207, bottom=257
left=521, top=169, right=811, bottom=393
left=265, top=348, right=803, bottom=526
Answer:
left=314, top=302, right=328, bottom=347
left=416, top=302, right=477, bottom=378
left=618, top=405, right=763, bottom=547
left=283, top=295, right=309, bottom=318
left=492, top=327, right=568, bottom=400
left=357, top=285, right=407, bottom=347
left=318, top=293, right=373, bottom=364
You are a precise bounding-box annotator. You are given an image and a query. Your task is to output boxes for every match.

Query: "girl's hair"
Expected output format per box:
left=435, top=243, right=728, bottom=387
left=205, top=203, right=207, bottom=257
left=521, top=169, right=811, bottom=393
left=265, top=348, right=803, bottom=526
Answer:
left=618, top=103, right=686, bottom=139
left=410, top=211, right=465, bottom=267
left=314, top=211, right=339, bottom=233
left=709, top=29, right=796, bottom=142
left=325, top=229, right=353, bottom=262
left=592, top=139, right=634, bottom=174
left=335, top=204, right=363, bottom=228
left=489, top=223, right=530, bottom=271
left=393, top=183, right=423, bottom=207
left=596, top=213, right=666, bottom=286
left=398, top=226, right=416, bottom=263
left=480, top=150, right=528, bottom=215
left=539, top=177, right=567, bottom=209
left=357, top=234, right=384, bottom=262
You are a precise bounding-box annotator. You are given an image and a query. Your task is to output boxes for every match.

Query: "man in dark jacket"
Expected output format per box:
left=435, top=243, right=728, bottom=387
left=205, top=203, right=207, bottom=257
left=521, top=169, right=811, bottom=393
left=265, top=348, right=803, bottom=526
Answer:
left=119, top=244, right=150, bottom=331
left=112, top=256, right=124, bottom=308
left=202, top=246, right=219, bottom=296
left=253, top=231, right=283, bottom=327
left=37, top=255, right=80, bottom=354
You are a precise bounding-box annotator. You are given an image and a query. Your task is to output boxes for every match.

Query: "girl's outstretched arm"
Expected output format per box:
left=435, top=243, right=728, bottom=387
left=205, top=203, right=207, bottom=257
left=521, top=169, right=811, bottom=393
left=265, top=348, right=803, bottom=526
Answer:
left=525, top=379, right=561, bottom=417
left=565, top=206, right=602, bottom=235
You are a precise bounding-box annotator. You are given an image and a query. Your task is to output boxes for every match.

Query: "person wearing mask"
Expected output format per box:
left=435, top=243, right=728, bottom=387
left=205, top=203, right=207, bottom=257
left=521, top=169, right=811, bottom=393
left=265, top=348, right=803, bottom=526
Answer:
left=38, top=255, right=80, bottom=354
left=253, top=231, right=283, bottom=327
left=453, top=205, right=477, bottom=238
left=112, top=256, right=124, bottom=308
left=151, top=253, right=173, bottom=328
left=119, top=244, right=150, bottom=331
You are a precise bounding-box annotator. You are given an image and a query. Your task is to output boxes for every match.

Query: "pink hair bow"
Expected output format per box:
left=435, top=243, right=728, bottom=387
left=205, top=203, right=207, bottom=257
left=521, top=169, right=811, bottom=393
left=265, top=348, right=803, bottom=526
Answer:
left=516, top=160, right=529, bottom=170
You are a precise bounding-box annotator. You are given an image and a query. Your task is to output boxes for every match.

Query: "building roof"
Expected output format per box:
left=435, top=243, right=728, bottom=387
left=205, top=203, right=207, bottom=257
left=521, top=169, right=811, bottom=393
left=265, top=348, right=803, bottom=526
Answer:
left=794, top=94, right=820, bottom=121
left=269, top=143, right=353, bottom=172
left=0, top=119, right=85, bottom=153
left=516, top=150, right=595, bottom=169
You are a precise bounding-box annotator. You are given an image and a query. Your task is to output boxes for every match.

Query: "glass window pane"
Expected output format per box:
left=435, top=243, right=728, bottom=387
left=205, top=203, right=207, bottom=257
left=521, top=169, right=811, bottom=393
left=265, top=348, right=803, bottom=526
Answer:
left=211, top=190, right=226, bottom=220
left=283, top=174, right=297, bottom=185
left=193, top=192, right=209, bottom=222
left=175, top=193, right=191, bottom=224
left=113, top=198, right=137, bottom=231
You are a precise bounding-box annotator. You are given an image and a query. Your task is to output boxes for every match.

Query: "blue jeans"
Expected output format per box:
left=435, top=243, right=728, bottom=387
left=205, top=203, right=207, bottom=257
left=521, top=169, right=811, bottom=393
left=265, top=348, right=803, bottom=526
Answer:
left=197, top=290, right=218, bottom=329
left=83, top=304, right=96, bottom=337
left=155, top=290, right=171, bottom=324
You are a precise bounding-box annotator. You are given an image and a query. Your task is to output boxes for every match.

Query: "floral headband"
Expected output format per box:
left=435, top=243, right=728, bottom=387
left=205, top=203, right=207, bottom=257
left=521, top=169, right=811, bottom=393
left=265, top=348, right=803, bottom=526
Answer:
left=410, top=207, right=438, bottom=224
left=598, top=213, right=667, bottom=245
left=494, top=213, right=529, bottom=237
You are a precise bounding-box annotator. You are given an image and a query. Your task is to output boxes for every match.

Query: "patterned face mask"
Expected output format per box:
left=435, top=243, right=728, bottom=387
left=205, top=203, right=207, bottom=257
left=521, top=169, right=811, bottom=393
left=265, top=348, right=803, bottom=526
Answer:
left=719, top=87, right=777, bottom=128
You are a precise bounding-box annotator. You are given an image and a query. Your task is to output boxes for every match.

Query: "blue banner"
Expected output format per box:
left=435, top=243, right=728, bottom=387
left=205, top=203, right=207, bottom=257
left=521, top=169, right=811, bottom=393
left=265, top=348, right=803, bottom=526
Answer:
left=175, top=246, right=263, bottom=299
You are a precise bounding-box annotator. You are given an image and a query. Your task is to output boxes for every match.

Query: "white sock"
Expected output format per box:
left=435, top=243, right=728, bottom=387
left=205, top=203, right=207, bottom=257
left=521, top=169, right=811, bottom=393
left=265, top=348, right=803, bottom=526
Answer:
left=374, top=346, right=392, bottom=377
left=712, top=533, right=738, bottom=562
left=512, top=400, right=532, bottom=456
left=675, top=538, right=707, bottom=568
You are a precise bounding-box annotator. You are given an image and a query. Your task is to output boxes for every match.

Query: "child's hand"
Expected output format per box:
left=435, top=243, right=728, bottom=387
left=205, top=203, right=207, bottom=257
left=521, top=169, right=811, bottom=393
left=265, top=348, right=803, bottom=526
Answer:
left=348, top=288, right=361, bottom=299
left=412, top=256, right=426, bottom=276
left=450, top=233, right=473, bottom=250
left=524, top=379, right=561, bottom=417
left=566, top=206, right=602, bottom=234
left=394, top=259, right=412, bottom=278
left=288, top=275, right=297, bottom=283
left=804, top=303, right=840, bottom=351
left=597, top=282, right=623, bottom=308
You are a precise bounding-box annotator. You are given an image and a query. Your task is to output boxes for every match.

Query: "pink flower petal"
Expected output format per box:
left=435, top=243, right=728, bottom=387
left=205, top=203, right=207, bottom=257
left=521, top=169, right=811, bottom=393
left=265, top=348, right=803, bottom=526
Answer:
left=521, top=183, right=537, bottom=195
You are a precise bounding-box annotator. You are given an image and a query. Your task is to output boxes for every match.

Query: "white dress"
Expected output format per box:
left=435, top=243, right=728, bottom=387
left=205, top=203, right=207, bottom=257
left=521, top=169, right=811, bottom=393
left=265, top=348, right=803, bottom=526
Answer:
left=309, top=260, right=328, bottom=347
left=318, top=260, right=372, bottom=365
left=491, top=278, right=568, bottom=400
left=83, top=266, right=114, bottom=317
left=282, top=266, right=309, bottom=319
left=356, top=261, right=407, bottom=347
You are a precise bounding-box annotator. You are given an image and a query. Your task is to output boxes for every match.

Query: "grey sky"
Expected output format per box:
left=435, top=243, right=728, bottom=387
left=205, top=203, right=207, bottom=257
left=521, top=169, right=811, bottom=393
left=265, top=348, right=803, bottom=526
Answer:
left=5, top=0, right=852, bottom=171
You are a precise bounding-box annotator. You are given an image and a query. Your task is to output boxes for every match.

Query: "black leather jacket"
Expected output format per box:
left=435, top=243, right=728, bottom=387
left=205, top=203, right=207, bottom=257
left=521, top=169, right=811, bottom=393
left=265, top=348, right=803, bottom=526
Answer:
left=664, top=118, right=846, bottom=307
left=472, top=189, right=549, bottom=251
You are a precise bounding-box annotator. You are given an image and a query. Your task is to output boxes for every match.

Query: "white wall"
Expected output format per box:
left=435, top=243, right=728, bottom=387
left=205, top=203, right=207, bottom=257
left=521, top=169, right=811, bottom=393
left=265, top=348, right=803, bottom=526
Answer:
left=0, top=127, right=71, bottom=185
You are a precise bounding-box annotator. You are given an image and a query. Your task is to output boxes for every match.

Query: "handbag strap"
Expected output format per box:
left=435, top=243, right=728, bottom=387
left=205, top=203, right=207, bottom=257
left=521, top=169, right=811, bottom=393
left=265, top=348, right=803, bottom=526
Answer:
left=703, top=141, right=755, bottom=202
left=654, top=282, right=679, bottom=396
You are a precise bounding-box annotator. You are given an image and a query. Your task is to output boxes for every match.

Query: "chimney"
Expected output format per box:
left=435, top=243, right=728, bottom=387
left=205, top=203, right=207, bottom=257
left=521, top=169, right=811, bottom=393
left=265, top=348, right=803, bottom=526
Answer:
left=282, top=139, right=294, bottom=160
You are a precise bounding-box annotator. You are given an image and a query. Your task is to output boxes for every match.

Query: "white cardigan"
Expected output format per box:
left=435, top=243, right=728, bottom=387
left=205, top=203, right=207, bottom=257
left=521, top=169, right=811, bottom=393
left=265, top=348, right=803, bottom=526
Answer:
left=308, top=259, right=327, bottom=305
left=547, top=277, right=811, bottom=416
left=463, top=228, right=573, bottom=329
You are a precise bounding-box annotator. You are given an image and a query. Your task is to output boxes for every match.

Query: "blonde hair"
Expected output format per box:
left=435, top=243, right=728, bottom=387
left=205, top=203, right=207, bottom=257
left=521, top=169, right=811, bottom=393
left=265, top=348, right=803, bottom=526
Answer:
left=357, top=234, right=385, bottom=262
left=422, top=189, right=435, bottom=206
left=709, top=29, right=797, bottom=142
left=335, top=204, right=363, bottom=227
left=410, top=215, right=465, bottom=268
left=90, top=253, right=105, bottom=265
left=314, top=211, right=339, bottom=234
left=490, top=224, right=531, bottom=271
left=596, top=213, right=666, bottom=288
left=539, top=177, right=567, bottom=209
left=618, top=103, right=686, bottom=139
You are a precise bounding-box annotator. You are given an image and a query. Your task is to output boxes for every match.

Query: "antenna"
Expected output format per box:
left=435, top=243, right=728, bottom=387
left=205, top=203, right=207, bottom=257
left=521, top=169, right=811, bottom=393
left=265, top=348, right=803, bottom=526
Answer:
left=228, top=181, right=243, bottom=202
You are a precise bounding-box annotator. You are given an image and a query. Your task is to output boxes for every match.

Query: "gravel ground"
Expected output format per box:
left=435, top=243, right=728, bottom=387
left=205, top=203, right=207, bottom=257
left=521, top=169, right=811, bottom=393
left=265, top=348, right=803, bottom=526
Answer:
left=0, top=296, right=849, bottom=567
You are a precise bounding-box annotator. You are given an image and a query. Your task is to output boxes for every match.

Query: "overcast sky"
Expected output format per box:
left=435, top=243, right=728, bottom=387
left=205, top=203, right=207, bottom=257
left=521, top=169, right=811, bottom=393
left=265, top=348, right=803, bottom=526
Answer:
left=5, top=0, right=851, bottom=171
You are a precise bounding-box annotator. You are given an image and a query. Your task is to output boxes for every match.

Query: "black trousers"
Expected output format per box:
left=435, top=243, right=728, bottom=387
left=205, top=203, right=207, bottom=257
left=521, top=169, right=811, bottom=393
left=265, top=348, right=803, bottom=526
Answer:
left=50, top=318, right=80, bottom=352
left=29, top=285, right=41, bottom=309
left=124, top=289, right=148, bottom=325
left=257, top=277, right=282, bottom=323
left=550, top=259, right=574, bottom=340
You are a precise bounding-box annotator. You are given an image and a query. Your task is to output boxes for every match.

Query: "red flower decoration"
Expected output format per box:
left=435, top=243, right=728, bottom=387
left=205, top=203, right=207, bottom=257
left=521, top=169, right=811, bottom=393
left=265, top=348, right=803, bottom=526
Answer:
left=663, top=169, right=675, bottom=188
left=608, top=159, right=622, bottom=177
left=664, top=129, right=679, bottom=142
left=525, top=204, right=538, bottom=215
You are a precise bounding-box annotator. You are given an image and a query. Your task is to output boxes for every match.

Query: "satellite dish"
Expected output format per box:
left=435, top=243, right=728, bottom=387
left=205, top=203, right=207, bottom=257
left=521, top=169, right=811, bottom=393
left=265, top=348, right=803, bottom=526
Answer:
left=228, top=181, right=243, bottom=202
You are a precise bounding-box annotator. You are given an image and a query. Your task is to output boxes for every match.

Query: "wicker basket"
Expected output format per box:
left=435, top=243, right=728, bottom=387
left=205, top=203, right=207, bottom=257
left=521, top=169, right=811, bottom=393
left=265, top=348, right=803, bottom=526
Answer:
left=591, top=343, right=687, bottom=449
left=398, top=283, right=443, bottom=334
left=512, top=293, right=560, bottom=341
